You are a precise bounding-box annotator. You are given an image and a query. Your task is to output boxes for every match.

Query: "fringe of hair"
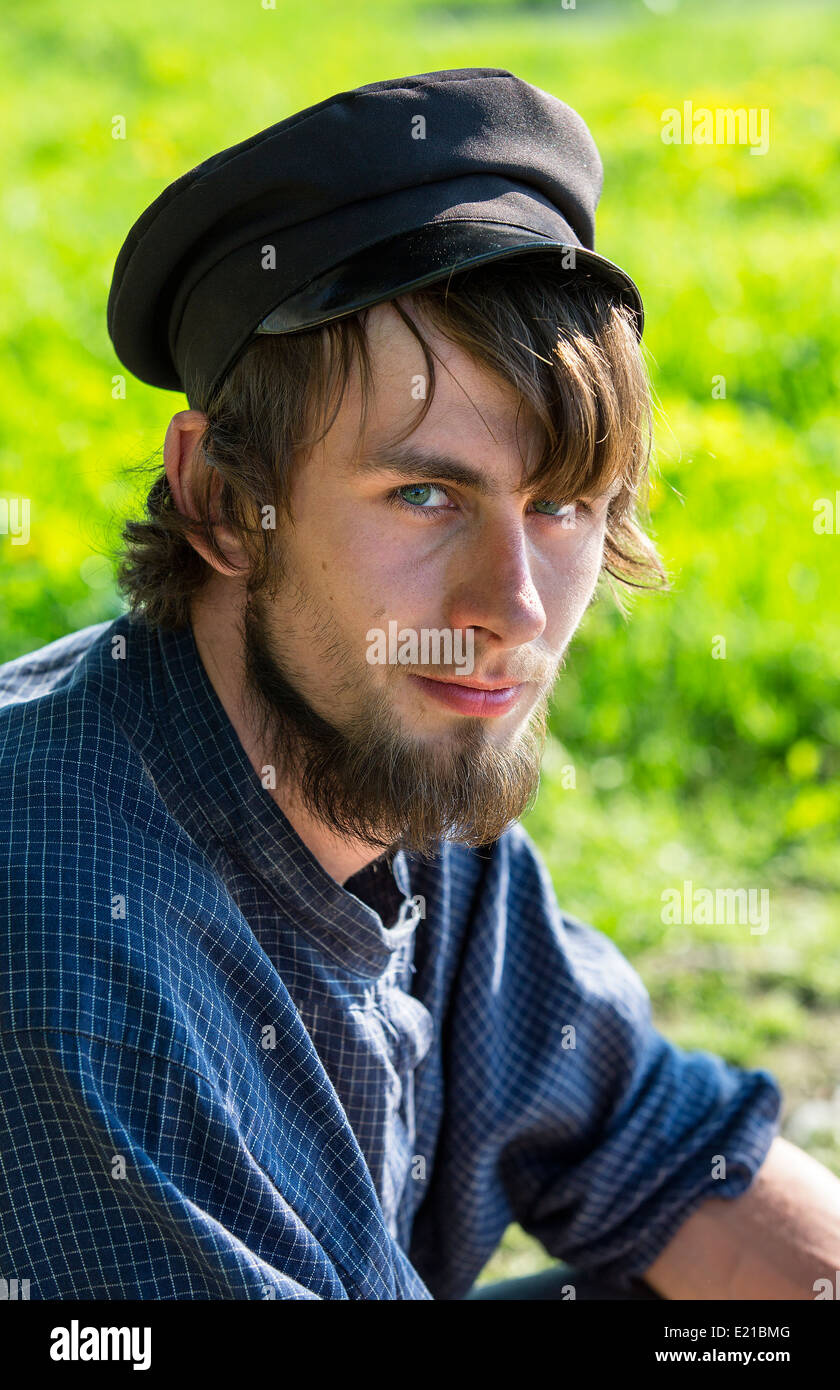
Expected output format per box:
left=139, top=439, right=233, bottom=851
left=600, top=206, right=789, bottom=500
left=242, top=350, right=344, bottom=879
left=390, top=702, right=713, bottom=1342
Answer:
left=116, top=255, right=669, bottom=629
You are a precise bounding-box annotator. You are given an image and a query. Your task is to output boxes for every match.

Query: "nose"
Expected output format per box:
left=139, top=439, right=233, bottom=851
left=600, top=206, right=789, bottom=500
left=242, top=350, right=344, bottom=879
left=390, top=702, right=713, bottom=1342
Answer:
left=444, top=515, right=547, bottom=650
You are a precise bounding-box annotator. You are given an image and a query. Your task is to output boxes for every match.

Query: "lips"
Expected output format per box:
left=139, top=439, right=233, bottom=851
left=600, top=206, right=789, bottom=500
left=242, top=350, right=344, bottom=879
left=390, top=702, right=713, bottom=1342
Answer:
left=408, top=673, right=527, bottom=717
left=420, top=675, right=521, bottom=691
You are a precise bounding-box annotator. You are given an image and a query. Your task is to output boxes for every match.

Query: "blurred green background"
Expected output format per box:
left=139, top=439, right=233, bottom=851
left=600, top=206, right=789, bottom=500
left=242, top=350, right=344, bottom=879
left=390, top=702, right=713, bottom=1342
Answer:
left=2, top=0, right=838, bottom=1286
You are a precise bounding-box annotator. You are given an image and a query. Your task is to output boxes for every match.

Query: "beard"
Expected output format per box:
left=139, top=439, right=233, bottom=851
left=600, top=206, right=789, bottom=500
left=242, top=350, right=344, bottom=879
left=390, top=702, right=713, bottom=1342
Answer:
left=240, top=579, right=555, bottom=860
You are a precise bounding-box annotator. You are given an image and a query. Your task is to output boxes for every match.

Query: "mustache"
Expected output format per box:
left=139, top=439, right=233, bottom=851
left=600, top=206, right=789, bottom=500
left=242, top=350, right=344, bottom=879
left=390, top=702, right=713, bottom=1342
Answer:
left=391, top=648, right=565, bottom=687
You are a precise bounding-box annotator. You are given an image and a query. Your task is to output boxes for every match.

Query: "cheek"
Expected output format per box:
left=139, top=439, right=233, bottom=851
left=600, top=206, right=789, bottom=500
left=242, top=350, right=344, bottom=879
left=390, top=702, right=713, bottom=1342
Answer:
left=571, top=515, right=608, bottom=578
left=541, top=527, right=606, bottom=629
left=573, top=526, right=607, bottom=594
left=285, top=506, right=423, bottom=636
left=331, top=519, right=437, bottom=617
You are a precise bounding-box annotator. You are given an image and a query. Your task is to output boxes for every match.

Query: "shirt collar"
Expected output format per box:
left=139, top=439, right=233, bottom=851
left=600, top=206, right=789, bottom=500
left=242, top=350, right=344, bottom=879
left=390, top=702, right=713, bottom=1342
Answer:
left=148, top=617, right=422, bottom=978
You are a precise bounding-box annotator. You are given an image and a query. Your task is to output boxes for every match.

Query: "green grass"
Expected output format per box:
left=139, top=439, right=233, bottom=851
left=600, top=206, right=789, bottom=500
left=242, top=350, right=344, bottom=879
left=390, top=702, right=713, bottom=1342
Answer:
left=2, top=0, right=838, bottom=1286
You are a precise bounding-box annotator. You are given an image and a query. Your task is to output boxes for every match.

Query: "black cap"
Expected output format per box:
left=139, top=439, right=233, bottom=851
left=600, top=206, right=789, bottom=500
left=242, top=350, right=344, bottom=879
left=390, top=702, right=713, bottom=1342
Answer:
left=107, top=68, right=644, bottom=411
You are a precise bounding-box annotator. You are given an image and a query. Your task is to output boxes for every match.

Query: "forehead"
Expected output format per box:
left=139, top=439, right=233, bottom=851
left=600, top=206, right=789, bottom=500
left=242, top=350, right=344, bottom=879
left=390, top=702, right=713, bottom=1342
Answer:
left=306, top=301, right=625, bottom=504
left=339, top=299, right=537, bottom=460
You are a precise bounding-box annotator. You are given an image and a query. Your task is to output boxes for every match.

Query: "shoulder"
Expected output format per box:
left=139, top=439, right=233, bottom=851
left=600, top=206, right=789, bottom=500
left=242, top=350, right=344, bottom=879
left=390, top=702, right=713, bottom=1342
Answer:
left=0, top=620, right=114, bottom=708
left=0, top=623, right=220, bottom=1043
left=0, top=620, right=125, bottom=780
left=0, top=621, right=173, bottom=843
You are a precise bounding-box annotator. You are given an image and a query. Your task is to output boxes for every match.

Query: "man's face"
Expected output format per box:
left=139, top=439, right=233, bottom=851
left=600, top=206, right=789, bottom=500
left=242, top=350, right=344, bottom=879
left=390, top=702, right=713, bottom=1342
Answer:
left=240, top=297, right=614, bottom=855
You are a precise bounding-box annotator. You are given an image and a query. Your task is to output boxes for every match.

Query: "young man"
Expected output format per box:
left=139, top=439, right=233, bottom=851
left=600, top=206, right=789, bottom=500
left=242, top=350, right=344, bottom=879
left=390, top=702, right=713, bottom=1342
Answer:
left=1, top=68, right=838, bottom=1302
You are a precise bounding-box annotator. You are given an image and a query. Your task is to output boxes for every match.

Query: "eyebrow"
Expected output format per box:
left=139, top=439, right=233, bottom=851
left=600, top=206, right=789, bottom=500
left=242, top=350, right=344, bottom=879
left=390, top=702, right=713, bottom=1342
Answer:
left=357, top=443, right=501, bottom=496
left=357, top=441, right=624, bottom=503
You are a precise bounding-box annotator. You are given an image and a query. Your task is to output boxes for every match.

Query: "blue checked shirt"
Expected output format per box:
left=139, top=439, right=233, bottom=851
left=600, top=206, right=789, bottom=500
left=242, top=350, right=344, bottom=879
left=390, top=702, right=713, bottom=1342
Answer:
left=0, top=614, right=783, bottom=1300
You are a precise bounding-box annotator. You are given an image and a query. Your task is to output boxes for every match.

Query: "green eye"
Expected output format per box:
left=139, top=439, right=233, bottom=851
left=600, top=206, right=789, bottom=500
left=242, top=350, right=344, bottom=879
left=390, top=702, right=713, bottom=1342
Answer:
left=531, top=499, right=591, bottom=517
left=398, top=484, right=434, bottom=506
left=387, top=482, right=451, bottom=518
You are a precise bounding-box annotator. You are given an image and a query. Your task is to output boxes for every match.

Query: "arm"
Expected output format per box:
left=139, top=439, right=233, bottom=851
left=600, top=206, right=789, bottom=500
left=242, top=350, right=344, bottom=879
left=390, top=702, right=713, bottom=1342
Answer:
left=0, top=1027, right=336, bottom=1299
left=457, top=824, right=787, bottom=1297
left=642, top=1135, right=840, bottom=1300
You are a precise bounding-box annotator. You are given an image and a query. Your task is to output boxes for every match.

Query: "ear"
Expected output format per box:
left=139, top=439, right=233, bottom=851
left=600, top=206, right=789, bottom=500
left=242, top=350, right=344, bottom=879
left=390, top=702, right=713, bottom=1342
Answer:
left=163, top=410, right=248, bottom=575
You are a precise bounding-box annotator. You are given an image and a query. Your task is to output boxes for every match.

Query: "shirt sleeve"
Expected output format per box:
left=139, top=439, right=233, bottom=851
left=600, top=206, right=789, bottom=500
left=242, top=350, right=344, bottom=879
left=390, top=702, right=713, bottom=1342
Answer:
left=0, top=1026, right=342, bottom=1299
left=433, top=823, right=785, bottom=1294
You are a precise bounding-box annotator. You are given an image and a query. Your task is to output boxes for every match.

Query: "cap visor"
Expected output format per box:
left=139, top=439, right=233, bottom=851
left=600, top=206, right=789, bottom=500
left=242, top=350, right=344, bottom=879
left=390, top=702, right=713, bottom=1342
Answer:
left=256, top=220, right=644, bottom=338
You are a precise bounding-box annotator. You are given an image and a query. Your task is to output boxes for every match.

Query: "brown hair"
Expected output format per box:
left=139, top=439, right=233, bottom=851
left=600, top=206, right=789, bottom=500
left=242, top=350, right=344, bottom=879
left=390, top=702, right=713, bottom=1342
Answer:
left=116, top=253, right=669, bottom=629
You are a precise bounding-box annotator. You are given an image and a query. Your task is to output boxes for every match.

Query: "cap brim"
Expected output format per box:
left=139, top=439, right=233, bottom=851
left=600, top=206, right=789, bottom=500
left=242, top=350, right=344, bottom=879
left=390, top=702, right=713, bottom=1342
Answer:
left=255, top=220, right=644, bottom=340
